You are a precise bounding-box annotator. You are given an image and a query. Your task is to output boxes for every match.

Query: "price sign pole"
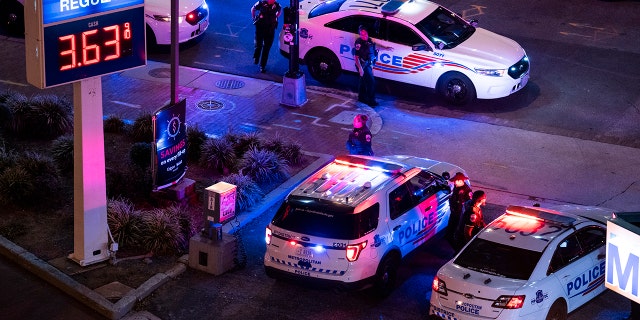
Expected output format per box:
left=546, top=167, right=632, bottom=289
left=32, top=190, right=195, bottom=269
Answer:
left=25, top=0, right=146, bottom=266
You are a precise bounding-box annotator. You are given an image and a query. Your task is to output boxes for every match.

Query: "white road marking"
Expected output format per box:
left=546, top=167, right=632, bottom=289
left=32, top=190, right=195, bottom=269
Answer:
left=110, top=101, right=141, bottom=108
left=291, top=112, right=330, bottom=127
left=0, top=79, right=28, bottom=86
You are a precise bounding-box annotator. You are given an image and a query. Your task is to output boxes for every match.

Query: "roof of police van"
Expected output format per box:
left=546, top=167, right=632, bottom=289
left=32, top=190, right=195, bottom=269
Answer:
left=288, top=155, right=410, bottom=207
left=477, top=205, right=612, bottom=252
left=305, top=0, right=440, bottom=24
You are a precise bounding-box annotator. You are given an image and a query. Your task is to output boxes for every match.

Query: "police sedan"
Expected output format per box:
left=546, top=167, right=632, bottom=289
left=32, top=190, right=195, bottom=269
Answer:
left=280, top=0, right=529, bottom=105
left=429, top=205, right=613, bottom=320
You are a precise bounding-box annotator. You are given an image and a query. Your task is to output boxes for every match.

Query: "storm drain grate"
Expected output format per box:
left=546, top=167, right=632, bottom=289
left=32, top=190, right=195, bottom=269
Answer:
left=215, top=79, right=245, bottom=90
left=197, top=100, right=225, bottom=111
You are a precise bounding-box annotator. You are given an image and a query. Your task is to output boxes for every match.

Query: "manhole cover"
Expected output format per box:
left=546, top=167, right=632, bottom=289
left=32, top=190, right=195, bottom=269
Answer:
left=197, top=100, right=224, bottom=111
left=215, top=79, right=245, bottom=89
left=148, top=68, right=171, bottom=78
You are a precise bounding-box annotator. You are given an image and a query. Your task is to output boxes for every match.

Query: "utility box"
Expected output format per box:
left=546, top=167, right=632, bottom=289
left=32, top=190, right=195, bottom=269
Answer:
left=204, top=182, right=237, bottom=225
left=606, top=212, right=640, bottom=304
left=188, top=233, right=237, bottom=275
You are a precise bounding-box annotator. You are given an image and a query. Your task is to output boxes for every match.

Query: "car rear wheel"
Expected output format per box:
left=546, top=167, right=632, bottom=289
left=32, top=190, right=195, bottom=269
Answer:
left=545, top=299, right=567, bottom=320
left=374, top=253, right=400, bottom=297
left=437, top=72, right=476, bottom=106
left=305, top=48, right=341, bottom=83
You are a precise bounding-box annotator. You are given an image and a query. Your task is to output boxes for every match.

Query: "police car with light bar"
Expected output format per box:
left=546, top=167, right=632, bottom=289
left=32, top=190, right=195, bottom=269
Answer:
left=280, top=0, right=529, bottom=105
left=264, top=154, right=468, bottom=295
left=429, top=205, right=613, bottom=320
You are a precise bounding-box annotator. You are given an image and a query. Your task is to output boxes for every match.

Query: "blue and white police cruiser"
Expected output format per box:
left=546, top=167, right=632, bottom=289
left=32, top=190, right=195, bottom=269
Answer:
left=264, top=154, right=468, bottom=295
left=429, top=205, right=613, bottom=320
left=280, top=0, right=530, bottom=105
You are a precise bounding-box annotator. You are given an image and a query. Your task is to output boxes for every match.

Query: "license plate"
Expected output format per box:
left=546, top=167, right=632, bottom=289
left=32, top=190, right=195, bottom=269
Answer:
left=296, top=248, right=313, bottom=258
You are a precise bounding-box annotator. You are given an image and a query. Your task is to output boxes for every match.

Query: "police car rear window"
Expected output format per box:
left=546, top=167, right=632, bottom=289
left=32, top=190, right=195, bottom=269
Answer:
left=454, top=238, right=542, bottom=280
left=271, top=198, right=379, bottom=240
left=309, top=0, right=346, bottom=18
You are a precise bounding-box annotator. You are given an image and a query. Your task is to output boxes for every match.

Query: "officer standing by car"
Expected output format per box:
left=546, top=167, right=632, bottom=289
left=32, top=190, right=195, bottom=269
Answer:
left=251, top=0, right=281, bottom=73
left=446, top=172, right=472, bottom=248
left=354, top=25, right=378, bottom=106
left=454, top=190, right=487, bottom=251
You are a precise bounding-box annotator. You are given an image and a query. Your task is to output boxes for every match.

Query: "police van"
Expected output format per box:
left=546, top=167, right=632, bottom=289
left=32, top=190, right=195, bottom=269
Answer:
left=279, top=0, right=530, bottom=105
left=264, top=154, right=467, bottom=295
left=429, top=205, right=613, bottom=320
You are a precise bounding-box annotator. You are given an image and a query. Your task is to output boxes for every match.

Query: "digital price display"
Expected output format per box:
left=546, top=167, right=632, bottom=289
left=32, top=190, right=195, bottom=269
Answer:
left=42, top=7, right=145, bottom=87
left=25, top=0, right=146, bottom=88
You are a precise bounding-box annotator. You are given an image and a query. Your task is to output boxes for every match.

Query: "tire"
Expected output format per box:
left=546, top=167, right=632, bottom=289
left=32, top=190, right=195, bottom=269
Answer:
left=374, top=253, right=400, bottom=297
left=305, top=49, right=341, bottom=83
left=545, top=299, right=568, bottom=320
left=437, top=72, right=476, bottom=106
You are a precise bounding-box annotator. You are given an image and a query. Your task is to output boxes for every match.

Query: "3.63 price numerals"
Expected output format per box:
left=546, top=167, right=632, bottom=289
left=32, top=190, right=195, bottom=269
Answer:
left=58, top=21, right=134, bottom=71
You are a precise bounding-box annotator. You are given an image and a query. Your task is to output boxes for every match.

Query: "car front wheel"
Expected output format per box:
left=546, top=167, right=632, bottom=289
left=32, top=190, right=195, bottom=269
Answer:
left=437, top=72, right=476, bottom=106
left=305, top=48, right=341, bottom=83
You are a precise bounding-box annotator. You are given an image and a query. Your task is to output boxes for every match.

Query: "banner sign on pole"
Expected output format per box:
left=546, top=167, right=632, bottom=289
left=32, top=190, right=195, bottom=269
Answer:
left=153, top=99, right=187, bottom=190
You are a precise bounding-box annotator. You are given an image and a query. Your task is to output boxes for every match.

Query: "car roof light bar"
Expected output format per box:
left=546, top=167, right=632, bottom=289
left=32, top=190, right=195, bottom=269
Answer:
left=505, top=205, right=576, bottom=227
left=381, top=0, right=412, bottom=16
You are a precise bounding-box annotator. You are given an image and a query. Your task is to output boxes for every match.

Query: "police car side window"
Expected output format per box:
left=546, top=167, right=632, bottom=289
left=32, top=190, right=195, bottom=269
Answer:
left=389, top=183, right=416, bottom=220
left=548, top=234, right=583, bottom=274
left=575, top=226, right=605, bottom=254
left=386, top=21, right=423, bottom=46
left=325, top=16, right=378, bottom=35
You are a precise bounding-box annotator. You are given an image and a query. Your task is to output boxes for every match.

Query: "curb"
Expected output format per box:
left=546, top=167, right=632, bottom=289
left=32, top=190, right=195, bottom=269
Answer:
left=0, top=151, right=334, bottom=319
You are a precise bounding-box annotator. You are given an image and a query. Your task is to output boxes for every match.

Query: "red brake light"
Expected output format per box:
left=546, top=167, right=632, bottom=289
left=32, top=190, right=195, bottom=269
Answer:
left=346, top=241, right=367, bottom=262
left=492, top=295, right=525, bottom=309
left=265, top=227, right=272, bottom=245
left=432, top=276, right=447, bottom=295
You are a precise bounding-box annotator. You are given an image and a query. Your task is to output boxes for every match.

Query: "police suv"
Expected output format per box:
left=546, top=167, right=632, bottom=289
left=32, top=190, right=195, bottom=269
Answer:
left=264, top=154, right=467, bottom=295
left=429, top=205, right=613, bottom=320
left=279, top=0, right=530, bottom=105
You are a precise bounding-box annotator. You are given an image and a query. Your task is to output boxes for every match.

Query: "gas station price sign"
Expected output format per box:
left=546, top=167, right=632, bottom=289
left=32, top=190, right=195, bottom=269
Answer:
left=25, top=0, right=146, bottom=88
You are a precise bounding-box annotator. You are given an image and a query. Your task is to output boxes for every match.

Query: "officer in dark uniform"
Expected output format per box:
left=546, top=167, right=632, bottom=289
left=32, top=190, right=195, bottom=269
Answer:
left=446, top=172, right=472, bottom=247
left=346, top=114, right=374, bottom=156
left=354, top=25, right=378, bottom=106
left=251, top=0, right=281, bottom=73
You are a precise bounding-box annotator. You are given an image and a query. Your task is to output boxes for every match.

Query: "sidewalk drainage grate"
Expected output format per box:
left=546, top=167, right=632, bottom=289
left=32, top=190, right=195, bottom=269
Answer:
left=197, top=100, right=225, bottom=111
left=216, top=79, right=245, bottom=90
left=148, top=68, right=171, bottom=78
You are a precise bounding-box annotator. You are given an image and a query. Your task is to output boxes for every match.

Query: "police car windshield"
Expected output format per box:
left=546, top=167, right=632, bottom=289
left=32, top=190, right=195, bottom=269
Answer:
left=309, top=0, right=347, bottom=18
left=271, top=197, right=379, bottom=240
left=454, top=238, right=542, bottom=280
left=415, top=7, right=475, bottom=49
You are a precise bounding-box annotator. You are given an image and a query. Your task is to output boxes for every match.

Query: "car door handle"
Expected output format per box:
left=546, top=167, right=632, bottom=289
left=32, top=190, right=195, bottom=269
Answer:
left=598, top=254, right=606, bottom=260
left=424, top=206, right=432, bottom=211
left=393, top=225, right=401, bottom=231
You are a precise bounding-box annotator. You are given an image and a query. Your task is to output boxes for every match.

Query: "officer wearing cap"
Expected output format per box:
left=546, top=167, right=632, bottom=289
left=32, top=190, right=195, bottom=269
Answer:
left=354, top=25, right=379, bottom=106
left=446, top=172, right=472, bottom=247
left=454, top=190, right=487, bottom=251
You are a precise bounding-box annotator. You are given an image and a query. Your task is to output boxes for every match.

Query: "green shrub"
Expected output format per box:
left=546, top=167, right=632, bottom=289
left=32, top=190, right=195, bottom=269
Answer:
left=51, top=135, right=74, bottom=174
left=129, top=142, right=151, bottom=168
left=163, top=204, right=200, bottom=251
left=106, top=166, right=152, bottom=200
left=0, top=166, right=35, bottom=206
left=107, top=198, right=143, bottom=248
left=186, top=125, right=207, bottom=163
left=30, top=94, right=73, bottom=139
left=232, top=131, right=261, bottom=158
left=4, top=91, right=31, bottom=137
left=200, top=137, right=237, bottom=173
left=138, top=208, right=184, bottom=255
left=104, top=115, right=126, bottom=133
left=0, top=147, right=17, bottom=174
left=240, top=147, right=289, bottom=183
left=16, top=151, right=60, bottom=187
left=130, top=113, right=153, bottom=142
left=221, top=173, right=264, bottom=212
left=0, top=89, right=16, bottom=128
left=263, top=134, right=286, bottom=156
left=281, top=141, right=303, bottom=165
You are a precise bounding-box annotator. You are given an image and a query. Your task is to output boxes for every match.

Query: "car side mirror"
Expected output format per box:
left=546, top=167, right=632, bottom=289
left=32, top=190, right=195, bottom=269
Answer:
left=442, top=172, right=450, bottom=180
left=469, top=19, right=478, bottom=27
left=411, top=43, right=430, bottom=51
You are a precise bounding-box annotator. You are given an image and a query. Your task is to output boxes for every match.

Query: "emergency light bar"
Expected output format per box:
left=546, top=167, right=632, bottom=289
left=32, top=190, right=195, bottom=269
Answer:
left=506, top=205, right=576, bottom=227
left=335, top=155, right=403, bottom=173
left=381, top=0, right=412, bottom=16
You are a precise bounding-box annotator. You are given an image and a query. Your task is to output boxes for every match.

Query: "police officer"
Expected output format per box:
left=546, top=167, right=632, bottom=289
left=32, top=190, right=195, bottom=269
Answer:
left=454, top=190, right=487, bottom=251
left=354, top=25, right=378, bottom=106
left=251, top=0, right=281, bottom=73
left=446, top=172, right=472, bottom=247
left=346, top=114, right=374, bottom=156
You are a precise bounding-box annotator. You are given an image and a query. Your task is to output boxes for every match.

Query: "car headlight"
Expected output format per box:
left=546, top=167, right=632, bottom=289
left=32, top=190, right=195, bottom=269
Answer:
left=475, top=68, right=505, bottom=77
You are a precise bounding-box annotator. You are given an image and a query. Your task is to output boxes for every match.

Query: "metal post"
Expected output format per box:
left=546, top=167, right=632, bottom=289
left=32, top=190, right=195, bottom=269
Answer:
left=170, top=0, right=179, bottom=104
left=280, top=0, right=307, bottom=107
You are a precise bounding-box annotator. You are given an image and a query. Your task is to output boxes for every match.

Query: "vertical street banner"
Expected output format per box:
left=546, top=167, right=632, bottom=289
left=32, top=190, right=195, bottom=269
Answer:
left=153, top=99, right=187, bottom=190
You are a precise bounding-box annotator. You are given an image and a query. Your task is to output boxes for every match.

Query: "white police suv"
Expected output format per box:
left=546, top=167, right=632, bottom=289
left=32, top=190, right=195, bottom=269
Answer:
left=264, top=154, right=467, bottom=295
left=280, top=0, right=529, bottom=105
left=429, top=205, right=613, bottom=320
